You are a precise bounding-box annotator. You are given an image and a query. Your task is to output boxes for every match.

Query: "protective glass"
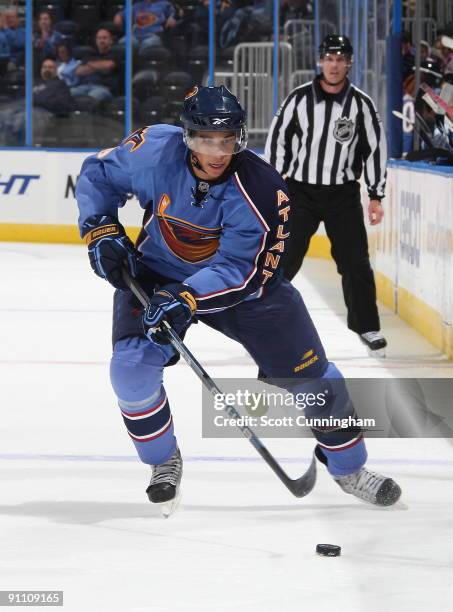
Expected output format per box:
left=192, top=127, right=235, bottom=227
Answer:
left=184, top=129, right=247, bottom=155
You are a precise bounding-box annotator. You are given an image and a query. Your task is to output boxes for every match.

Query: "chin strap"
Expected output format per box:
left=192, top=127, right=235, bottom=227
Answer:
left=190, top=152, right=234, bottom=184
left=190, top=153, right=208, bottom=175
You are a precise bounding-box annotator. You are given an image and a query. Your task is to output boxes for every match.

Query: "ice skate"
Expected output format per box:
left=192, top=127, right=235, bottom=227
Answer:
left=334, top=466, right=401, bottom=506
left=146, top=447, right=183, bottom=518
left=359, top=331, right=387, bottom=358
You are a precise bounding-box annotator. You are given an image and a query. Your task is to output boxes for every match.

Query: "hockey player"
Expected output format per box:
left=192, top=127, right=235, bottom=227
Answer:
left=76, top=85, right=401, bottom=514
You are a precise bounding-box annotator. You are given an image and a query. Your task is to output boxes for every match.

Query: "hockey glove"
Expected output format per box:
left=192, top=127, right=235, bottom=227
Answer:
left=143, top=283, right=197, bottom=344
left=83, top=215, right=139, bottom=290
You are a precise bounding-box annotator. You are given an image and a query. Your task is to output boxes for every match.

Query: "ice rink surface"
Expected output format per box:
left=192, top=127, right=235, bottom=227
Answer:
left=1, top=243, right=452, bottom=612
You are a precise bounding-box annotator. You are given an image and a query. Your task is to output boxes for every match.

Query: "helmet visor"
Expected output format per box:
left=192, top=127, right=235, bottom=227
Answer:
left=320, top=51, right=352, bottom=62
left=185, top=129, right=247, bottom=155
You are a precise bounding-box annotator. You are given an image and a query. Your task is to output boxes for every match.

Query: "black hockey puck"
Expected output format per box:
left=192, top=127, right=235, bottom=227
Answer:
left=316, top=544, right=341, bottom=557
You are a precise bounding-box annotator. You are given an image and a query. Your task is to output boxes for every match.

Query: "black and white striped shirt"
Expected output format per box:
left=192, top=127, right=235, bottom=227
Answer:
left=265, top=77, right=387, bottom=199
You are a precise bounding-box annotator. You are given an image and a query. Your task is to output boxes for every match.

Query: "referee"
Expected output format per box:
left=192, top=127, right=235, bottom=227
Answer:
left=265, top=34, right=387, bottom=354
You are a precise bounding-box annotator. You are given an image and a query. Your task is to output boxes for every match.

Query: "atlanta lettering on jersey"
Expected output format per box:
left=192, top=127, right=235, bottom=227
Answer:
left=262, top=189, right=290, bottom=285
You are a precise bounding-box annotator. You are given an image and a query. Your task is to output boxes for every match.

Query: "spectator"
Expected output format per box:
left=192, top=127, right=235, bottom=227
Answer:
left=432, top=36, right=446, bottom=64
left=114, top=0, right=177, bottom=52
left=55, top=42, right=81, bottom=88
left=0, top=58, right=73, bottom=146
left=200, top=0, right=237, bottom=29
left=173, top=0, right=233, bottom=48
left=404, top=58, right=443, bottom=97
left=4, top=8, right=25, bottom=67
left=219, top=0, right=272, bottom=49
left=281, top=0, right=313, bottom=21
left=71, top=28, right=121, bottom=103
left=33, top=57, right=74, bottom=145
left=431, top=35, right=452, bottom=75
left=442, top=72, right=453, bottom=88
left=406, top=74, right=453, bottom=162
left=34, top=11, right=65, bottom=60
left=441, top=35, right=453, bottom=74
left=34, top=58, right=74, bottom=116
left=0, top=11, right=11, bottom=77
left=420, top=40, right=430, bottom=62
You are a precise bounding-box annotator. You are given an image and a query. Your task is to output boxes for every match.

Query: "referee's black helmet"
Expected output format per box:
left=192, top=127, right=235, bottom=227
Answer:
left=319, top=34, right=353, bottom=58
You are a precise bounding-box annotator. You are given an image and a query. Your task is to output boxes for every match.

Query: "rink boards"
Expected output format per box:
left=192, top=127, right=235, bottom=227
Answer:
left=373, top=161, right=453, bottom=359
left=0, top=149, right=452, bottom=357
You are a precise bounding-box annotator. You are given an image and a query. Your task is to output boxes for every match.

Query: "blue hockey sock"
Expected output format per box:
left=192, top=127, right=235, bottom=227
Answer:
left=317, top=438, right=368, bottom=477
left=110, top=336, right=177, bottom=465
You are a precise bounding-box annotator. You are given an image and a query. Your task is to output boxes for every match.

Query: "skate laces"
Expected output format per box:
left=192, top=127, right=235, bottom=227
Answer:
left=336, top=468, right=386, bottom=503
left=361, top=331, right=383, bottom=342
left=151, top=448, right=182, bottom=486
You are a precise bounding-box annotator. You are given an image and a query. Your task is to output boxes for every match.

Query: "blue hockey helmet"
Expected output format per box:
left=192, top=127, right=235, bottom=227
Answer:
left=181, top=85, right=248, bottom=154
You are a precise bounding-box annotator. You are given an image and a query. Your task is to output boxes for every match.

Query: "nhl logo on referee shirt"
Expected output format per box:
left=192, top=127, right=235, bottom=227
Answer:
left=333, top=117, right=354, bottom=143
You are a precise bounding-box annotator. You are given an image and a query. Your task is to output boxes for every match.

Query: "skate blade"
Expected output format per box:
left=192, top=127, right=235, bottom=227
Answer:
left=159, top=489, right=182, bottom=518
left=367, top=347, right=386, bottom=359
left=351, top=496, right=407, bottom=510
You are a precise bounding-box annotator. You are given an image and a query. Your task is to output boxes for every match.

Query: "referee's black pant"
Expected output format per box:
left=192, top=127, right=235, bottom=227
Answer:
left=283, top=178, right=380, bottom=335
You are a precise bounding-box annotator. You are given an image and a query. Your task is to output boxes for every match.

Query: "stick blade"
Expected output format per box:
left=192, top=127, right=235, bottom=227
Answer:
left=287, top=453, right=317, bottom=498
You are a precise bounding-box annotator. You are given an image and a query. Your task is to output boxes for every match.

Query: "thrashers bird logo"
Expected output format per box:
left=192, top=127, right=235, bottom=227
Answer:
left=136, top=11, right=158, bottom=27
left=156, top=194, right=221, bottom=263
left=185, top=85, right=199, bottom=100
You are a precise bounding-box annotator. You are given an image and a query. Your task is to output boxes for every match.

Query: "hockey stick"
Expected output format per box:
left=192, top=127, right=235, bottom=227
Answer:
left=121, top=269, right=317, bottom=498
left=392, top=110, right=434, bottom=147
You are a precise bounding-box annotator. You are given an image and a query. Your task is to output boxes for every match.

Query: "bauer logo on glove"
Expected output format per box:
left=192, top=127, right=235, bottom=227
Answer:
left=83, top=214, right=139, bottom=290
left=85, top=224, right=120, bottom=242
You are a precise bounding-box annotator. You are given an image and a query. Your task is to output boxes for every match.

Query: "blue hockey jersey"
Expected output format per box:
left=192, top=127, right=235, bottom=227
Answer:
left=76, top=124, right=291, bottom=313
